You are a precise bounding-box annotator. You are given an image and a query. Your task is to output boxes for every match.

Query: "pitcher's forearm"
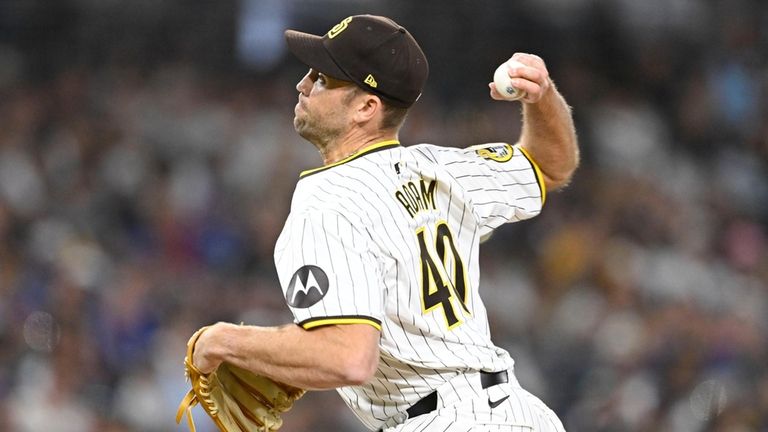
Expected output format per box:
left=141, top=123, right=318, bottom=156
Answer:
left=194, top=322, right=380, bottom=390
left=520, top=80, right=579, bottom=190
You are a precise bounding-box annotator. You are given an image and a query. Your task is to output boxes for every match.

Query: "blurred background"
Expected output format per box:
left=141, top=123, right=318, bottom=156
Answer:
left=0, top=0, right=766, bottom=431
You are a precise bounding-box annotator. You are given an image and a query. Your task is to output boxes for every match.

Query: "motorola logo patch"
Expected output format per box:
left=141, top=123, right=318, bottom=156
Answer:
left=285, top=265, right=329, bottom=308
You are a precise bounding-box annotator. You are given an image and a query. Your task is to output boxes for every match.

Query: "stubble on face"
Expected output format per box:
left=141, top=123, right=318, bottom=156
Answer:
left=294, top=83, right=361, bottom=151
left=293, top=104, right=344, bottom=150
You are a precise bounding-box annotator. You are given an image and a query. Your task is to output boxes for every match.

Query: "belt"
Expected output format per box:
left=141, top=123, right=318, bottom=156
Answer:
left=406, top=370, right=508, bottom=419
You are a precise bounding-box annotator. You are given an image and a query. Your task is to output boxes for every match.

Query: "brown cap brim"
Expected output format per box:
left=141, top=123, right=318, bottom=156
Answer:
left=284, top=30, right=350, bottom=82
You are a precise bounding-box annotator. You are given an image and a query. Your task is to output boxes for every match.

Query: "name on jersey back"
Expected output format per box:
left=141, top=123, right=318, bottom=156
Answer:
left=394, top=178, right=437, bottom=218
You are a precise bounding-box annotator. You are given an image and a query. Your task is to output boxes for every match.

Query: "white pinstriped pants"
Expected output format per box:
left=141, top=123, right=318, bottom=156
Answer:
left=382, top=372, right=565, bottom=432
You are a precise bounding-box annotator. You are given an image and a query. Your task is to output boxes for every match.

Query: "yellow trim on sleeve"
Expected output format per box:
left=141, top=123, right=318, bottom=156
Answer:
left=301, top=317, right=382, bottom=331
left=515, top=145, right=547, bottom=206
left=300, top=140, right=400, bottom=178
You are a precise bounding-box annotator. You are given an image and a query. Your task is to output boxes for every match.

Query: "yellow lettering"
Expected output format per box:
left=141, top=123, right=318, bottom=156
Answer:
left=328, top=17, right=353, bottom=39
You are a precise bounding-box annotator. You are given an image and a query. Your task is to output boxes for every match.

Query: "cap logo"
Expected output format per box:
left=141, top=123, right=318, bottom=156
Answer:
left=364, top=74, right=378, bottom=88
left=328, top=16, right=353, bottom=39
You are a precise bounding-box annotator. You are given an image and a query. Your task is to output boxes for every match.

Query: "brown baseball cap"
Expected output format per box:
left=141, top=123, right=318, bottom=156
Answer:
left=285, top=15, right=429, bottom=108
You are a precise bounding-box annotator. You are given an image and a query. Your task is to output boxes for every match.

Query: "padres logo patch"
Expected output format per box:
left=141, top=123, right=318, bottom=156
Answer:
left=285, top=265, right=329, bottom=308
left=472, top=143, right=514, bottom=162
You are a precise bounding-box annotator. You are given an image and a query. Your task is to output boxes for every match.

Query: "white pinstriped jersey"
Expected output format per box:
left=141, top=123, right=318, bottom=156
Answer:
left=274, top=139, right=546, bottom=430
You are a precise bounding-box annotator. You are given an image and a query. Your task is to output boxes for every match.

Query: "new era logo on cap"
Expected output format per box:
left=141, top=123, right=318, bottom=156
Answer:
left=364, top=74, right=378, bottom=88
left=285, top=15, right=429, bottom=108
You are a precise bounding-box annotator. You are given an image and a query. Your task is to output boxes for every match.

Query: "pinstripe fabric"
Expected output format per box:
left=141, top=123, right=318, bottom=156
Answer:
left=274, top=141, right=552, bottom=430
left=384, top=373, right=565, bottom=432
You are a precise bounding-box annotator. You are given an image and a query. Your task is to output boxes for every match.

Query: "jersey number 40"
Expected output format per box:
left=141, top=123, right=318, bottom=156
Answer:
left=416, top=221, right=471, bottom=330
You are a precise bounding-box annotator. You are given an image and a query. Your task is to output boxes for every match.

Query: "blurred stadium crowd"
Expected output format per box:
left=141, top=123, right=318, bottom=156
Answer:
left=0, top=1, right=766, bottom=431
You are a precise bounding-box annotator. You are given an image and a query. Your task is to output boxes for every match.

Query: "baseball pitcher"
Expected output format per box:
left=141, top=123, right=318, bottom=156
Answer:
left=182, top=14, right=578, bottom=432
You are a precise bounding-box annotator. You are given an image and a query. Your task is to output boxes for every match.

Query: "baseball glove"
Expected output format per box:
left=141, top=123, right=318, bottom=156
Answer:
left=176, top=326, right=306, bottom=432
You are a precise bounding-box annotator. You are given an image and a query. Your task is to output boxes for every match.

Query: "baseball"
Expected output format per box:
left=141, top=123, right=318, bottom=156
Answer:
left=493, top=60, right=527, bottom=101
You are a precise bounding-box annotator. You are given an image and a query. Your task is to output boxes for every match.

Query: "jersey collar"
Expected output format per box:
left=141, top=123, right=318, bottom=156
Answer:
left=299, top=139, right=401, bottom=178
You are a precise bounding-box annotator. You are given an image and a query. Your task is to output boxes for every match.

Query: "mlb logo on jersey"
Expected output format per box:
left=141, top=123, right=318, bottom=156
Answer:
left=471, top=143, right=514, bottom=163
left=285, top=265, right=330, bottom=308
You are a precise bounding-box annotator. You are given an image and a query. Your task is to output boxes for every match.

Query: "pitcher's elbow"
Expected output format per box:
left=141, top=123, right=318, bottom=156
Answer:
left=547, top=140, right=580, bottom=190
left=340, top=350, right=379, bottom=385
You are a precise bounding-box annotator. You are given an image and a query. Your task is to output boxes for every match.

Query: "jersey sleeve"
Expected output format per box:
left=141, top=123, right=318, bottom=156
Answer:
left=427, top=142, right=546, bottom=237
left=274, top=210, right=384, bottom=331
